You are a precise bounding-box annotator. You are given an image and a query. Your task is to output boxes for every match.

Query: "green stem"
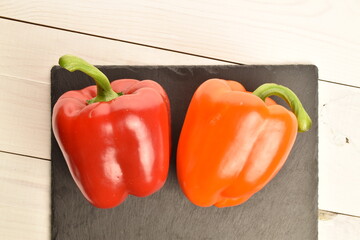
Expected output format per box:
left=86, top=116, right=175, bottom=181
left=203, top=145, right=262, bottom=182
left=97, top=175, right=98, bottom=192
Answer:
left=59, top=55, right=121, bottom=104
left=253, top=83, right=312, bottom=132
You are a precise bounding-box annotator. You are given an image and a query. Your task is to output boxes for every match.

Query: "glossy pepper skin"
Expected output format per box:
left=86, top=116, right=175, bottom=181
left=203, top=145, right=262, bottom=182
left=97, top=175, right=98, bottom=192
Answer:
left=52, top=55, right=170, bottom=208
left=177, top=79, right=311, bottom=208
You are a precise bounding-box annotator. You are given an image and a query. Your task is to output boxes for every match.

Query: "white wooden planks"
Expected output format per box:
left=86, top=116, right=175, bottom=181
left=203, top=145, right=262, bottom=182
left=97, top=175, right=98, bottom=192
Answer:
left=1, top=0, right=360, bottom=86
left=319, top=81, right=360, bottom=216
left=1, top=5, right=360, bottom=238
left=0, top=76, right=50, bottom=159
left=318, top=210, right=360, bottom=240
left=0, top=19, right=223, bottom=85
left=0, top=152, right=50, bottom=240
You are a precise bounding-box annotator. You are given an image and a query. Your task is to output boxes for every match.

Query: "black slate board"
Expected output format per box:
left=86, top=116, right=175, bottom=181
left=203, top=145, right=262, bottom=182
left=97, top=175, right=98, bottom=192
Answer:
left=51, top=65, right=318, bottom=240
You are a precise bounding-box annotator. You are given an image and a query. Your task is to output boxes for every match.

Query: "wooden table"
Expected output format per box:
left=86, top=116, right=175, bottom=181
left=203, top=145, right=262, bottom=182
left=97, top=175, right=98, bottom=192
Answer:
left=1, top=1, right=359, bottom=239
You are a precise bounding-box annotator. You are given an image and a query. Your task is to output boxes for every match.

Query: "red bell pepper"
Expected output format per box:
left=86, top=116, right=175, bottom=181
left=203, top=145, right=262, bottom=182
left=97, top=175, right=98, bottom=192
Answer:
left=52, top=55, right=170, bottom=208
left=177, top=79, right=312, bottom=207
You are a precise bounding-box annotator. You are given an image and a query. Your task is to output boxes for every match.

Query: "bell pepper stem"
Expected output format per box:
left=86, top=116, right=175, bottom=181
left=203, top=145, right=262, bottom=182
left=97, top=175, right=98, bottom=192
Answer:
left=59, top=55, right=120, bottom=104
left=253, top=83, right=312, bottom=132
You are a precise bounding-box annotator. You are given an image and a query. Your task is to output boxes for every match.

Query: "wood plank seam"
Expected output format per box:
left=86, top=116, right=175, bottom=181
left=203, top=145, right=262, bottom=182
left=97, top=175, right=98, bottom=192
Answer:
left=0, top=150, right=50, bottom=162
left=318, top=79, right=360, bottom=90
left=0, top=16, right=241, bottom=66
left=2, top=16, right=360, bottom=90
left=319, top=210, right=360, bottom=219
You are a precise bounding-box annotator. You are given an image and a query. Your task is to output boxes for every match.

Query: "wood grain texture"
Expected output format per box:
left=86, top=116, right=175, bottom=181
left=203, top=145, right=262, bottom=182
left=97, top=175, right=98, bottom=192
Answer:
left=0, top=152, right=50, bottom=240
left=1, top=0, right=360, bottom=86
left=318, top=81, right=360, bottom=216
left=0, top=19, right=223, bottom=85
left=318, top=210, right=360, bottom=240
left=0, top=76, right=50, bottom=159
left=0, top=14, right=360, bottom=239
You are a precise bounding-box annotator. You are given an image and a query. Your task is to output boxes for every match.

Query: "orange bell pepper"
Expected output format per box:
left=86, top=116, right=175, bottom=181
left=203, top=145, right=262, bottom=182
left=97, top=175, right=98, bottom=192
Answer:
left=177, top=79, right=312, bottom=208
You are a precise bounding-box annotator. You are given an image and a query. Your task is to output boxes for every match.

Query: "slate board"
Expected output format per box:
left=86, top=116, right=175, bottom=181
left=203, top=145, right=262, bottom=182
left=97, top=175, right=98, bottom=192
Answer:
left=51, top=65, right=318, bottom=240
